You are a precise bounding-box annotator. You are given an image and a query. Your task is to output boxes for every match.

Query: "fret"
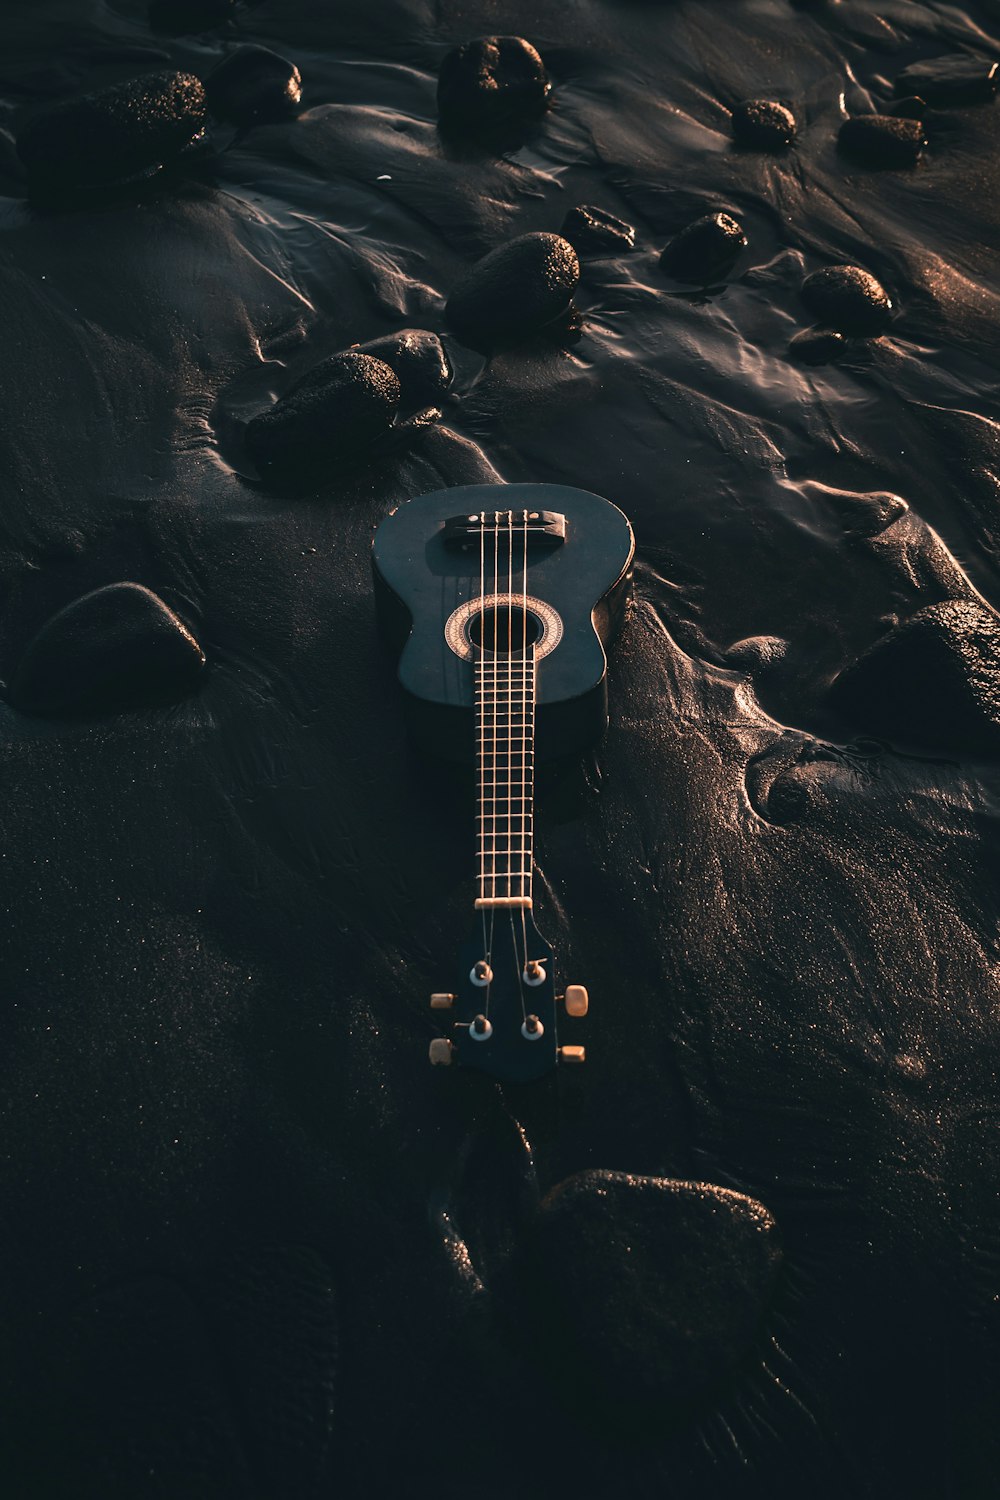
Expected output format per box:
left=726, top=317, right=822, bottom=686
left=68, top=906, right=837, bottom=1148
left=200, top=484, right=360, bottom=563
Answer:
left=475, top=641, right=537, bottom=910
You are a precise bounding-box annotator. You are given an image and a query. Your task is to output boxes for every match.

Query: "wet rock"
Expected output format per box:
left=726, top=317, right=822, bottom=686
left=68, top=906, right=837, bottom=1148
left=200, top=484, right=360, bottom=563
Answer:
left=445, top=232, right=579, bottom=351
left=895, top=56, right=998, bottom=108
left=437, top=36, right=550, bottom=134
left=10, top=583, right=206, bottom=717
left=204, top=47, right=302, bottom=126
left=800, top=265, right=892, bottom=336
left=731, top=98, right=797, bottom=149
left=659, top=211, right=747, bottom=284
left=149, top=0, right=235, bottom=30
left=245, top=351, right=401, bottom=484
left=560, top=204, right=635, bottom=257
left=828, top=600, right=1000, bottom=754
left=16, top=71, right=207, bottom=193
left=504, top=1171, right=781, bottom=1428
left=888, top=96, right=927, bottom=120
left=726, top=635, right=789, bottom=674
left=789, top=325, right=847, bottom=364
left=838, top=113, right=925, bottom=167
left=348, top=330, right=452, bottom=411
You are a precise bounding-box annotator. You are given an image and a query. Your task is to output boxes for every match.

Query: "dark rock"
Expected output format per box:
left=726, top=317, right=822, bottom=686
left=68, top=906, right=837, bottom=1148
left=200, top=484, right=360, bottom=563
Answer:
left=731, top=98, right=797, bottom=149
left=348, top=330, right=452, bottom=411
left=149, top=0, right=236, bottom=31
left=838, top=113, right=925, bottom=167
left=789, top=325, right=847, bottom=364
left=445, top=232, right=579, bottom=351
left=894, top=56, right=999, bottom=108
left=504, top=1171, right=781, bottom=1428
left=828, top=600, right=1000, bottom=754
left=245, top=351, right=401, bottom=484
left=437, top=36, right=550, bottom=134
left=800, top=265, right=892, bottom=336
left=659, top=211, right=747, bottom=283
left=204, top=47, right=302, bottom=126
left=10, top=583, right=206, bottom=717
left=16, top=71, right=207, bottom=193
left=560, top=204, right=636, bottom=258
left=888, top=96, right=927, bottom=120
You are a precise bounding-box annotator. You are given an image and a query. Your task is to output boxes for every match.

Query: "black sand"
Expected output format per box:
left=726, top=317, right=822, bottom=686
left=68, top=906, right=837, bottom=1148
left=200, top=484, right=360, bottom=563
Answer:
left=1, top=1, right=1000, bottom=1495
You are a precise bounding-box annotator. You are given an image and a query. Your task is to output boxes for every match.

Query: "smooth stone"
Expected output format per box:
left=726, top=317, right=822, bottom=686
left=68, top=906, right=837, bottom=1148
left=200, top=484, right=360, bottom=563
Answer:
left=16, top=71, right=207, bottom=192
left=149, top=0, right=236, bottom=30
left=838, top=113, right=925, bottom=167
left=506, top=1171, right=781, bottom=1426
left=204, top=46, right=302, bottom=126
left=659, top=211, right=747, bottom=283
left=895, top=56, right=999, bottom=108
left=244, top=351, right=401, bottom=484
left=800, top=265, right=892, bottom=336
left=445, top=232, right=580, bottom=351
left=731, top=98, right=797, bottom=149
left=347, top=330, right=452, bottom=411
left=828, top=600, right=1000, bottom=754
left=789, top=325, right=847, bottom=364
left=560, top=204, right=635, bottom=257
left=10, top=584, right=206, bottom=717
left=437, top=36, right=550, bottom=133
left=888, top=96, right=927, bottom=120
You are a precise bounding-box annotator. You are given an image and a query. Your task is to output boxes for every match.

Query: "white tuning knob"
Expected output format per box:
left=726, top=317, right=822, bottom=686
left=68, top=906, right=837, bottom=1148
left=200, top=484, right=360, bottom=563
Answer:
left=428, top=1038, right=453, bottom=1066
left=563, top=984, right=589, bottom=1018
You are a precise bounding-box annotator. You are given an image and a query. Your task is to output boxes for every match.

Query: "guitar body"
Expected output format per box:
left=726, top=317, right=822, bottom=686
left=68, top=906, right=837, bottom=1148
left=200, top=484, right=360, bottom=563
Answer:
left=372, top=482, right=633, bottom=1081
left=372, top=483, right=634, bottom=762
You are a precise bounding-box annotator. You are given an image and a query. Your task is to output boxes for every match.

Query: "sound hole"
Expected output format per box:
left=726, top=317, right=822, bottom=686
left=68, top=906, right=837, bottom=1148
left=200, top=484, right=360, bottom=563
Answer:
left=468, top=606, right=543, bottom=656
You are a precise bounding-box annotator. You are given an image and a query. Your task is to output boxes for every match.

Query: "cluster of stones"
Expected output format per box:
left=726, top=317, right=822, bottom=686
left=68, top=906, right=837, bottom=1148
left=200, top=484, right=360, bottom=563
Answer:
left=11, top=24, right=1000, bottom=742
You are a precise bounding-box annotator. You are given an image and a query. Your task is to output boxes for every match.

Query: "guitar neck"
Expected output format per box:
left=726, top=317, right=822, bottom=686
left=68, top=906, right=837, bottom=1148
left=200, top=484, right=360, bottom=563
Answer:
left=475, top=647, right=536, bottom=910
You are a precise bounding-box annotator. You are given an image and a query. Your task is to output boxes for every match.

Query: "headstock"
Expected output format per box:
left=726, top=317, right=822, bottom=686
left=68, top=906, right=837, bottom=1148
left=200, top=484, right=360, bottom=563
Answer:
left=428, top=910, right=587, bottom=1081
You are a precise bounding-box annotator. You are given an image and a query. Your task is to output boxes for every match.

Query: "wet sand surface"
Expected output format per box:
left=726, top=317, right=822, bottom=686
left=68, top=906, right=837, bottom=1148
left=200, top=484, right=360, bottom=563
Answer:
left=1, top=1, right=1000, bottom=1494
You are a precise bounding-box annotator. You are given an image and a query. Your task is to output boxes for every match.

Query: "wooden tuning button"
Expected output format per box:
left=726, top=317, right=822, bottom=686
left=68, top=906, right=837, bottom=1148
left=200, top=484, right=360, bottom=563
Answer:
left=428, top=1038, right=454, bottom=1066
left=558, top=1045, right=586, bottom=1065
left=430, top=993, right=455, bottom=1010
left=563, top=984, right=589, bottom=1018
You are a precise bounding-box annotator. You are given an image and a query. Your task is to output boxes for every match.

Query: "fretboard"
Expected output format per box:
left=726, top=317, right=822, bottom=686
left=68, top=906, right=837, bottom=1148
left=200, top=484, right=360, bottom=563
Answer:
left=475, top=648, right=537, bottom=909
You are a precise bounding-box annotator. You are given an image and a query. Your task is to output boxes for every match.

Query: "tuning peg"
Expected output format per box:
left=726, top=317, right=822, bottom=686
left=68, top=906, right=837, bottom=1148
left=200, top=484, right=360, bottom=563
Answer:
left=562, top=984, right=589, bottom=1018
left=429, top=993, right=455, bottom=1010
left=558, top=1045, right=586, bottom=1064
left=429, top=1038, right=454, bottom=1066
left=469, top=1014, right=493, bottom=1042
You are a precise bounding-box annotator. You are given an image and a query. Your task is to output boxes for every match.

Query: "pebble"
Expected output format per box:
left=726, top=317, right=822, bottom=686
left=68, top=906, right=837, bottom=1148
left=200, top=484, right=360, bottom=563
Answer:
left=560, top=204, right=636, bottom=258
left=16, top=71, right=207, bottom=193
left=445, top=231, right=580, bottom=351
left=659, top=211, right=747, bottom=283
left=437, top=36, right=550, bottom=134
left=504, top=1170, right=781, bottom=1428
left=10, top=583, right=206, bottom=717
left=800, top=265, right=892, bottom=336
left=828, top=600, right=1000, bottom=754
left=838, top=113, right=925, bottom=167
left=894, top=56, right=999, bottom=108
left=204, top=47, right=303, bottom=126
left=148, top=0, right=236, bottom=30
left=731, top=99, right=797, bottom=149
left=788, top=326, right=847, bottom=364
left=347, top=330, right=453, bottom=410
left=244, top=352, right=401, bottom=485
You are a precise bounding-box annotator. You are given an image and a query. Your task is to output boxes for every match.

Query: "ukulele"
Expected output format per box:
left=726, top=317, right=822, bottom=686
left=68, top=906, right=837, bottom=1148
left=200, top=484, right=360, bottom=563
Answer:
left=372, top=482, right=634, bottom=1081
